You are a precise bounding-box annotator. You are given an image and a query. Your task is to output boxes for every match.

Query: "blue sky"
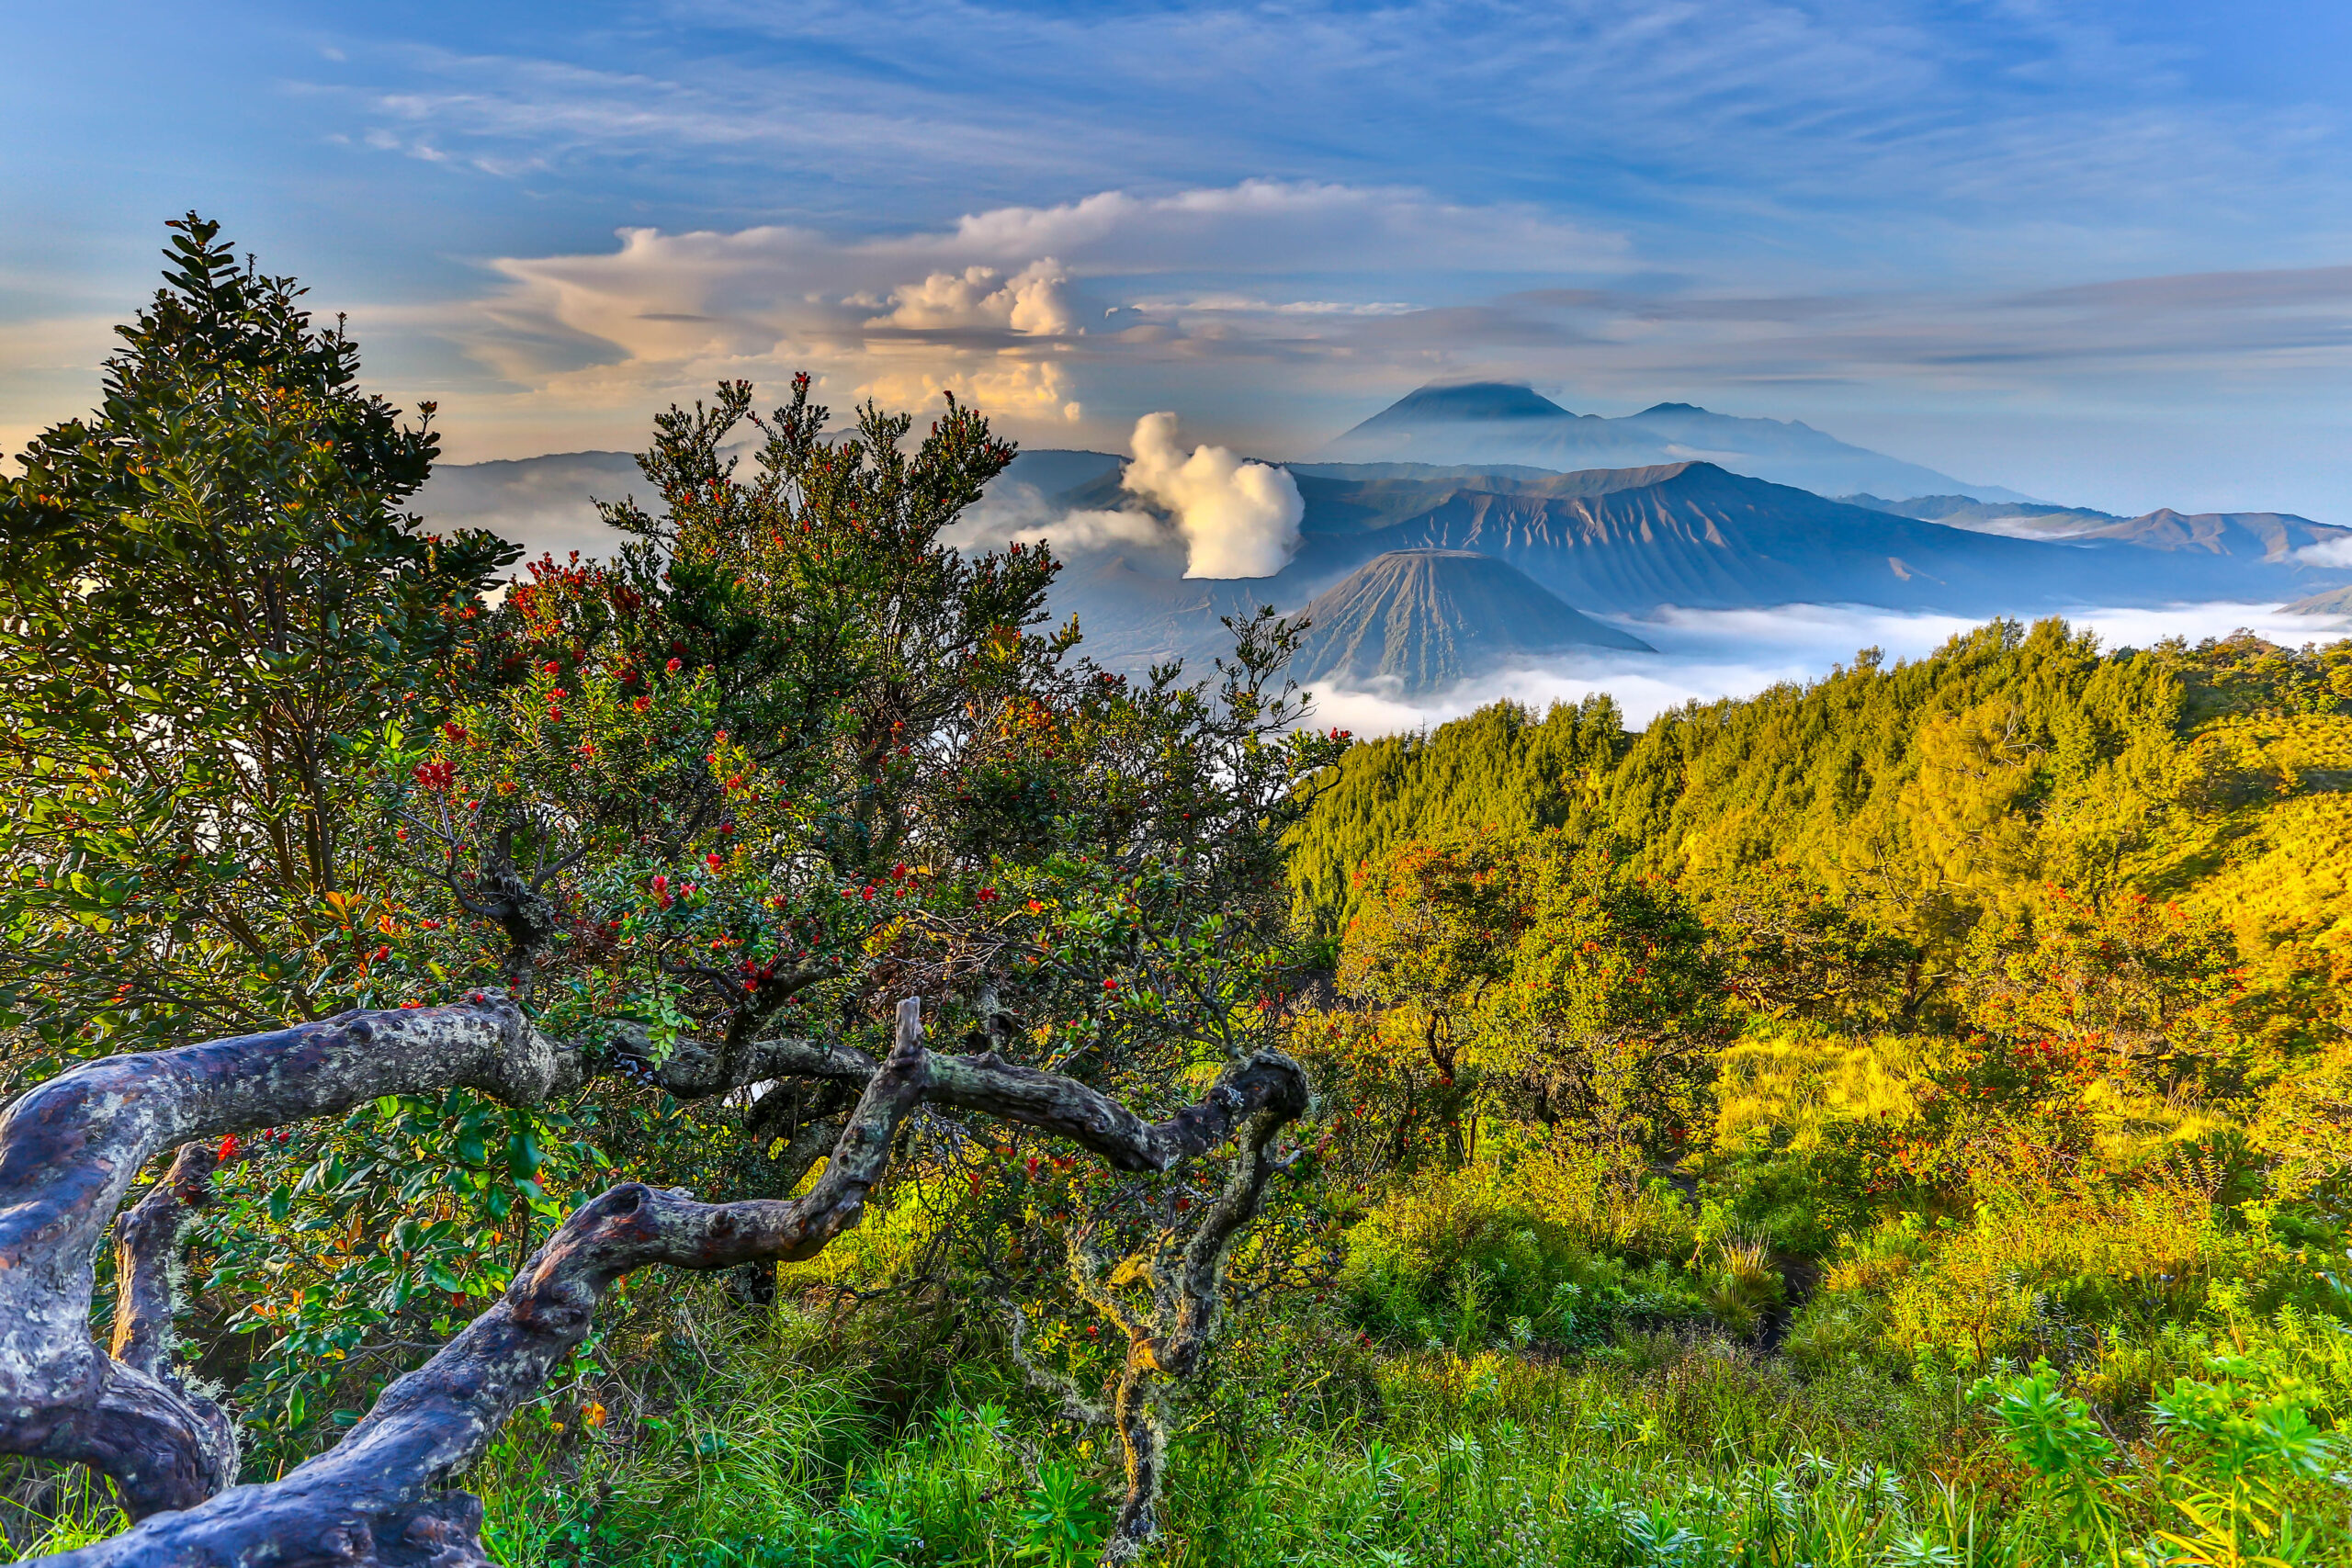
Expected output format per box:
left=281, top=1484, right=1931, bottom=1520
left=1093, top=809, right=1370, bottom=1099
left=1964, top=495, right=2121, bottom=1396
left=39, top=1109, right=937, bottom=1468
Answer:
left=7, top=1, right=2352, bottom=517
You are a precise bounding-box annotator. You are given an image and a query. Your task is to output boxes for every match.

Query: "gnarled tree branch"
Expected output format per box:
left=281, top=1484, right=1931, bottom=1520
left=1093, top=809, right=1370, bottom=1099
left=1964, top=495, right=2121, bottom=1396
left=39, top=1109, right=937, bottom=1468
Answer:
left=0, top=993, right=573, bottom=1522
left=0, top=992, right=1310, bottom=1565
left=31, top=999, right=933, bottom=1568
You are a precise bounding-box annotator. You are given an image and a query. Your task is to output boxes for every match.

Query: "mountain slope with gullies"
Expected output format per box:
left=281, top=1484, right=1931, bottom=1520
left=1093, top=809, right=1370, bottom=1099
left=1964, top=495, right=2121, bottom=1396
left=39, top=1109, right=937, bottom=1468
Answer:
left=1289, top=550, right=1652, bottom=694
left=1272, top=461, right=2321, bottom=616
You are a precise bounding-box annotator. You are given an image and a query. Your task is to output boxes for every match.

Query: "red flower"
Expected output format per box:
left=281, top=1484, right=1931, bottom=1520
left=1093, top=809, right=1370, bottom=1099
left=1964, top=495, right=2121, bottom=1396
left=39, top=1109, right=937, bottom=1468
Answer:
left=706, top=852, right=725, bottom=873
left=216, top=1134, right=239, bottom=1162
left=665, top=657, right=683, bottom=674
left=542, top=660, right=561, bottom=675
left=977, top=887, right=998, bottom=903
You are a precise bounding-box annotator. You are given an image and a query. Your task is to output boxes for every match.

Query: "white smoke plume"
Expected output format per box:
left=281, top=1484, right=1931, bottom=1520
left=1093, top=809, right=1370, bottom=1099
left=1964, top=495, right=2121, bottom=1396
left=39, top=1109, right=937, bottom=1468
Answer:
left=1119, top=412, right=1303, bottom=579
left=940, top=479, right=1168, bottom=555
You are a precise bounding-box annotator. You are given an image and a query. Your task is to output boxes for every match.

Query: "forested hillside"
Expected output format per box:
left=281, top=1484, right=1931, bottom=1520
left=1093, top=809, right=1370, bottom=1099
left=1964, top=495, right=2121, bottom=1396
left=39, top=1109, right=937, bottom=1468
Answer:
left=1294, top=621, right=2352, bottom=989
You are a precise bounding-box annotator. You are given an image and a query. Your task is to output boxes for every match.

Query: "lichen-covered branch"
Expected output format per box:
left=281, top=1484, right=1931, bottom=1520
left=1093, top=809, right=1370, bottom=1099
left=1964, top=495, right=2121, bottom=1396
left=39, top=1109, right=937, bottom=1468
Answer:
left=1095, top=1106, right=1303, bottom=1561
left=28, top=999, right=931, bottom=1568
left=0, top=993, right=573, bottom=1520
left=0, top=993, right=1308, bottom=1564
left=649, top=1025, right=1308, bottom=1175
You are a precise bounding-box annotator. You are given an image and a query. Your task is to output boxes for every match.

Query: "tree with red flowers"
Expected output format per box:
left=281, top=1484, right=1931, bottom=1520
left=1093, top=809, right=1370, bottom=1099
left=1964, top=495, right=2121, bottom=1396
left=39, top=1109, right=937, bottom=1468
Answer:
left=0, top=220, right=1344, bottom=1565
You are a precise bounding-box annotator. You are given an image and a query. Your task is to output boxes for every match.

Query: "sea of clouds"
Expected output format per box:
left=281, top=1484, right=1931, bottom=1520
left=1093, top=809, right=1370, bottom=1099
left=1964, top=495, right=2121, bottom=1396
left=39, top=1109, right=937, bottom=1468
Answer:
left=1303, top=600, right=2346, bottom=738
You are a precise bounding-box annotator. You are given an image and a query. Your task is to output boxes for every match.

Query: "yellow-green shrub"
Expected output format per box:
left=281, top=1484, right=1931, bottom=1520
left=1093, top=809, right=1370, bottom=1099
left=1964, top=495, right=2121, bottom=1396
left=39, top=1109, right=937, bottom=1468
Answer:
left=1879, top=1188, right=2302, bottom=1364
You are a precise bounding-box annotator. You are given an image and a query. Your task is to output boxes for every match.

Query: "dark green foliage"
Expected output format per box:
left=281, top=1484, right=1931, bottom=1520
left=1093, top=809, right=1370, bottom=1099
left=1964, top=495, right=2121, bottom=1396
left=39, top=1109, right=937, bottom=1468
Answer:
left=0, top=214, right=515, bottom=1066
left=1286, top=694, right=1628, bottom=933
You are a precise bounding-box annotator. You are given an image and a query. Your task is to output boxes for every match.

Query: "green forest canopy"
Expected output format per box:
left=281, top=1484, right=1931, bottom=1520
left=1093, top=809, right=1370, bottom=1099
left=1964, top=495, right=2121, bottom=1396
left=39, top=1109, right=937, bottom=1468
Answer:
left=1290, top=621, right=2352, bottom=1004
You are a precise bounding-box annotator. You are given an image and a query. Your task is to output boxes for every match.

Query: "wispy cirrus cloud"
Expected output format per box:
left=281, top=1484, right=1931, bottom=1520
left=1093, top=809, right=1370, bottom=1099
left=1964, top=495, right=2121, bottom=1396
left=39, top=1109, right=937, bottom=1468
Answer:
left=390, top=181, right=2352, bottom=495
left=11, top=1, right=2352, bottom=516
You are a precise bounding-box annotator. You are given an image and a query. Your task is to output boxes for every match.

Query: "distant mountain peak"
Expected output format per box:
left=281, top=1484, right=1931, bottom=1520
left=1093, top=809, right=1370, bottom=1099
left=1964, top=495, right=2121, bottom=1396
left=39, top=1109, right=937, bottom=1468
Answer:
left=1345, top=381, right=1576, bottom=429
left=1323, top=382, right=2032, bottom=502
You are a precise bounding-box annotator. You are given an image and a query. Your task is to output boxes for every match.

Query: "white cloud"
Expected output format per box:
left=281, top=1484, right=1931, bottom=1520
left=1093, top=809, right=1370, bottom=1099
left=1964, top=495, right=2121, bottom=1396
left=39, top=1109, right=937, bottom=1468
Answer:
left=942, top=479, right=1169, bottom=556
left=1120, top=412, right=1302, bottom=579
left=935, top=180, right=1624, bottom=275
left=854, top=356, right=1082, bottom=425
left=2296, top=535, right=2352, bottom=568
left=872, top=259, right=1079, bottom=336
left=1303, top=599, right=2347, bottom=737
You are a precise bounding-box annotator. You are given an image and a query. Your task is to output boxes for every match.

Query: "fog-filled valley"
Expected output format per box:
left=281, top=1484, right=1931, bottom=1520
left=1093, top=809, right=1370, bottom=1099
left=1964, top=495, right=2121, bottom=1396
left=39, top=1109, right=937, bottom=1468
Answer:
left=415, top=380, right=2352, bottom=734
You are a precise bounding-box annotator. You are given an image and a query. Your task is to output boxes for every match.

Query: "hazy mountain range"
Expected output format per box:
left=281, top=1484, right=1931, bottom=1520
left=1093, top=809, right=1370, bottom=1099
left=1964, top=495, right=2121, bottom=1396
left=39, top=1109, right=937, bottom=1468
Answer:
left=1842, top=492, right=2348, bottom=559
left=1321, top=381, right=2041, bottom=503
left=414, top=382, right=2352, bottom=695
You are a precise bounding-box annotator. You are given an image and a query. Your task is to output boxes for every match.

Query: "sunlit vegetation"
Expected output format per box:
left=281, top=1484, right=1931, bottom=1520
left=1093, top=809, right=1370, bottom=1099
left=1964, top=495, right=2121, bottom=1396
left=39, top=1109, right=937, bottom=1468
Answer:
left=4, top=218, right=2350, bottom=1566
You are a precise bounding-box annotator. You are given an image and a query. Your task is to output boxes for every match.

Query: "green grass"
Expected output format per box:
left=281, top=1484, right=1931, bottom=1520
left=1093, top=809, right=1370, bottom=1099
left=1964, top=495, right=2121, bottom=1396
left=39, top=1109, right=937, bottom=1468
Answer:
left=450, top=1286, right=2037, bottom=1568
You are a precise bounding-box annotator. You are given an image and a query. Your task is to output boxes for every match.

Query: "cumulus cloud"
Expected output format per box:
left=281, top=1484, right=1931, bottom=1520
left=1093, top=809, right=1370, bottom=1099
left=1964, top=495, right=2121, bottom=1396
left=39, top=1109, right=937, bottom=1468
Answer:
left=854, top=356, right=1082, bottom=425
left=871, top=259, right=1079, bottom=336
left=1119, top=412, right=1302, bottom=579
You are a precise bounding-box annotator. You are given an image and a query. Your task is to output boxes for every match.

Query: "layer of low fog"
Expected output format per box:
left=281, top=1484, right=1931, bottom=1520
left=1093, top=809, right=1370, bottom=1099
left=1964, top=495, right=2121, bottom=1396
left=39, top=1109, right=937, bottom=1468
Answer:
left=1305, top=600, right=2345, bottom=738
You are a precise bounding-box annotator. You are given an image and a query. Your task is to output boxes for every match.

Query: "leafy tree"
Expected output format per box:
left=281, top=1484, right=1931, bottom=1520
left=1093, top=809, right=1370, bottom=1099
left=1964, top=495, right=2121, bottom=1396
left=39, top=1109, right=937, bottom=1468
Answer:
left=1337, top=834, right=1532, bottom=1165
left=1476, top=838, right=1727, bottom=1157
left=1337, top=830, right=1728, bottom=1166
left=0, top=223, right=1341, bottom=1564
left=0, top=213, right=514, bottom=1074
